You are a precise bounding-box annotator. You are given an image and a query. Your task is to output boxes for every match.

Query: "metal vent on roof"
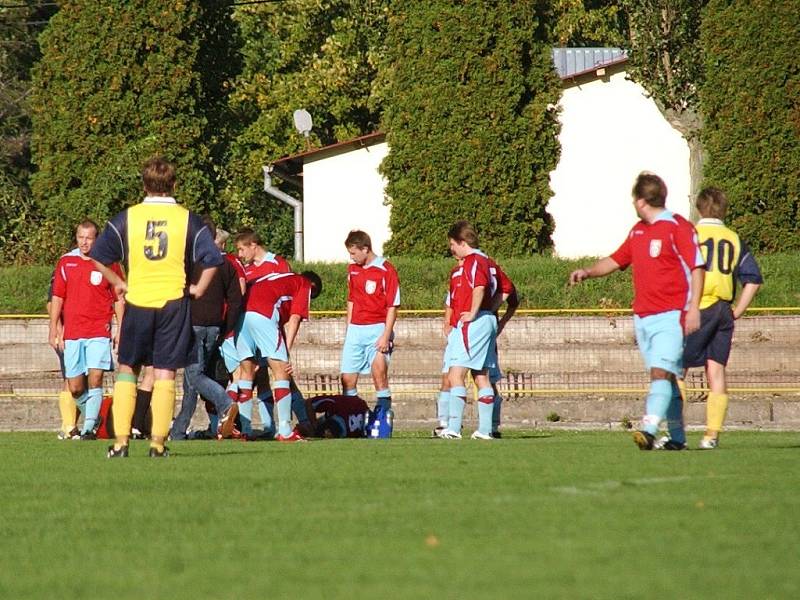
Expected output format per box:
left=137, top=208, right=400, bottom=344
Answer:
left=551, top=47, right=627, bottom=79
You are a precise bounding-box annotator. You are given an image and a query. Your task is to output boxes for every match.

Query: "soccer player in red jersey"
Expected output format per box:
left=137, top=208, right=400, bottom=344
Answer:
left=340, top=230, right=400, bottom=415
left=234, top=228, right=291, bottom=284
left=306, top=394, right=370, bottom=438
left=48, top=220, right=124, bottom=439
left=235, top=271, right=322, bottom=441
left=440, top=221, right=500, bottom=440
left=486, top=259, right=519, bottom=437
left=570, top=172, right=705, bottom=450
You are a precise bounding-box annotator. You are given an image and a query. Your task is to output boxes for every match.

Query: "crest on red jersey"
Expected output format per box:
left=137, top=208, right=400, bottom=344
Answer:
left=90, top=271, right=103, bottom=286
left=365, top=280, right=377, bottom=295
left=649, top=239, right=662, bottom=258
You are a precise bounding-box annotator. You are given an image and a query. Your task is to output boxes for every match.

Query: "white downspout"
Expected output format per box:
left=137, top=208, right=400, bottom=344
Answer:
left=262, top=164, right=303, bottom=263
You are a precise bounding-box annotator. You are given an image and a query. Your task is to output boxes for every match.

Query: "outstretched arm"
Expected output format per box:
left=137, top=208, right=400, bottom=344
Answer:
left=569, top=257, right=621, bottom=285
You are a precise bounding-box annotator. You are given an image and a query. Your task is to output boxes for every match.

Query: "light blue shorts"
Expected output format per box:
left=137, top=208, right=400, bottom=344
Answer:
left=340, top=323, right=393, bottom=375
left=220, top=336, right=241, bottom=373
left=633, top=310, right=684, bottom=376
left=444, top=311, right=498, bottom=372
left=63, top=337, right=113, bottom=378
left=489, top=346, right=502, bottom=384
left=236, top=311, right=288, bottom=364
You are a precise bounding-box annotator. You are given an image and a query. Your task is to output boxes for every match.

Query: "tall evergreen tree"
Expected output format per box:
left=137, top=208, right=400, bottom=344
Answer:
left=700, top=0, right=800, bottom=251
left=29, top=1, right=239, bottom=259
left=380, top=1, right=561, bottom=256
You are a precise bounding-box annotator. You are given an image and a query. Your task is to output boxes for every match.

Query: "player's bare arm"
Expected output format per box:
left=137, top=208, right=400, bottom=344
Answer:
left=569, top=257, right=621, bottom=285
left=733, top=282, right=761, bottom=319
left=112, top=296, right=124, bottom=351
left=497, top=289, right=519, bottom=335
left=48, top=295, right=65, bottom=352
left=375, top=306, right=397, bottom=352
left=346, top=300, right=353, bottom=326
left=443, top=306, right=453, bottom=338
left=284, top=314, right=302, bottom=352
left=460, top=285, right=485, bottom=324
left=684, top=267, right=705, bottom=335
left=189, top=266, right=218, bottom=298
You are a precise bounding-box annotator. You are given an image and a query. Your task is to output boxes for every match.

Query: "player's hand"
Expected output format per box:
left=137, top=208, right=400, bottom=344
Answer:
left=374, top=335, right=391, bottom=353
left=684, top=306, right=701, bottom=335
left=189, top=284, right=200, bottom=298
left=459, top=312, right=475, bottom=324
left=48, top=330, right=60, bottom=352
left=114, top=280, right=128, bottom=298
left=112, top=332, right=120, bottom=352
left=285, top=362, right=294, bottom=376
left=442, top=323, right=452, bottom=338
left=569, top=269, right=590, bottom=286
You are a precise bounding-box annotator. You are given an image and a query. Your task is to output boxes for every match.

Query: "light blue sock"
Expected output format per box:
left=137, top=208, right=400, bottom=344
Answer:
left=257, top=391, right=275, bottom=433
left=376, top=389, right=392, bottom=411
left=477, top=387, right=494, bottom=435
left=643, top=380, right=672, bottom=436
left=74, top=390, right=88, bottom=414
left=239, top=399, right=253, bottom=435
left=291, top=389, right=309, bottom=422
left=344, top=388, right=358, bottom=397
left=437, top=391, right=450, bottom=427
left=667, top=380, right=686, bottom=444
left=492, top=393, right=502, bottom=433
left=448, top=386, right=467, bottom=433
left=275, top=380, right=292, bottom=437
left=82, top=387, right=103, bottom=433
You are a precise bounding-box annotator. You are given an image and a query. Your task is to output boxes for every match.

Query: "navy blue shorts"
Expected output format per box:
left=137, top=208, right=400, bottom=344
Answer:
left=683, top=300, right=734, bottom=368
left=117, top=297, right=194, bottom=370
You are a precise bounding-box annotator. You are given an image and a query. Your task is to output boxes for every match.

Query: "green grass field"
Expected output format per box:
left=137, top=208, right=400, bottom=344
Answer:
left=2, top=431, right=798, bottom=599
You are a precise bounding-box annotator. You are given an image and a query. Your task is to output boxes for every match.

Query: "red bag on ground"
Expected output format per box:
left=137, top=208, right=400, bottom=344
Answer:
left=96, top=394, right=115, bottom=439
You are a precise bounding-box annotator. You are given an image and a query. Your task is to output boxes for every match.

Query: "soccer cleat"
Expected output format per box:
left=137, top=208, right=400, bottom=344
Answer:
left=654, top=435, right=670, bottom=449
left=217, top=403, right=239, bottom=439
left=432, top=426, right=446, bottom=438
left=148, top=446, right=170, bottom=458
left=698, top=437, right=719, bottom=450
left=130, top=428, right=148, bottom=440
left=491, top=430, right=502, bottom=439
left=58, top=427, right=81, bottom=440
left=107, top=445, right=129, bottom=458
left=438, top=429, right=462, bottom=439
left=80, top=431, right=97, bottom=441
left=470, top=430, right=493, bottom=440
left=657, top=439, right=687, bottom=451
left=275, top=431, right=307, bottom=443
left=632, top=430, right=655, bottom=450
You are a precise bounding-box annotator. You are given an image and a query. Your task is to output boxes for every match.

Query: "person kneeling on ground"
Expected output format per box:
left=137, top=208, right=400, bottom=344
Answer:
left=306, top=394, right=369, bottom=438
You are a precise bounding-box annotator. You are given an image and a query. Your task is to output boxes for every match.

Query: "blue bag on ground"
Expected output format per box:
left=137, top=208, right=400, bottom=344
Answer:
left=366, top=405, right=394, bottom=438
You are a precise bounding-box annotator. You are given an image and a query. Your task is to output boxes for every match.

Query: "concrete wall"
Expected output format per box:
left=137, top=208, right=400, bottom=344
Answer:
left=2, top=316, right=800, bottom=431
left=303, top=142, right=390, bottom=262
left=547, top=69, right=691, bottom=258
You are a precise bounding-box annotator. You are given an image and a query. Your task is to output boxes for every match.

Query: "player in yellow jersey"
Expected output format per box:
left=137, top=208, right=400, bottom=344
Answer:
left=680, top=188, right=762, bottom=449
left=90, top=156, right=223, bottom=458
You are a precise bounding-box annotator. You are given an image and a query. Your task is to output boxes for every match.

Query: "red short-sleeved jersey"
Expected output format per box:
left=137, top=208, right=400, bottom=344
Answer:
left=347, top=257, right=400, bottom=325
left=246, top=272, right=310, bottom=323
left=52, top=255, right=123, bottom=340
left=310, top=395, right=369, bottom=438
left=225, top=253, right=246, bottom=281
left=243, top=252, right=291, bottom=284
left=610, top=211, right=704, bottom=317
left=447, top=251, right=494, bottom=325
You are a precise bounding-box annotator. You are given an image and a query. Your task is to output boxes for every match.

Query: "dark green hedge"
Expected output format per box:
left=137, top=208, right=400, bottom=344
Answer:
left=700, top=0, right=800, bottom=251
left=29, top=1, right=239, bottom=260
left=380, top=1, right=562, bottom=257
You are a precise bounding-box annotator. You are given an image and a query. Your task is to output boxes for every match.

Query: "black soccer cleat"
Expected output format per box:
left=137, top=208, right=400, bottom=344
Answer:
left=107, top=445, right=129, bottom=458
left=80, top=431, right=97, bottom=441
left=632, top=430, right=655, bottom=451
left=658, top=439, right=687, bottom=451
left=491, top=431, right=502, bottom=439
left=148, top=446, right=170, bottom=458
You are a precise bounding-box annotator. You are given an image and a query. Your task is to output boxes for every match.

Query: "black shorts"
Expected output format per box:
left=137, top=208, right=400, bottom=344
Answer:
left=117, top=297, right=195, bottom=370
left=683, top=300, right=734, bottom=368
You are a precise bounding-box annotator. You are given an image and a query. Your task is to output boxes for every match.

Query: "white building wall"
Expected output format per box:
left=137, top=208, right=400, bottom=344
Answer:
left=547, top=70, right=691, bottom=258
left=302, top=142, right=390, bottom=262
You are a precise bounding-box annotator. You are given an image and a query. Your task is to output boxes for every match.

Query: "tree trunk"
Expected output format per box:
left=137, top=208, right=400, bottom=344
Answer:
left=662, top=106, right=704, bottom=221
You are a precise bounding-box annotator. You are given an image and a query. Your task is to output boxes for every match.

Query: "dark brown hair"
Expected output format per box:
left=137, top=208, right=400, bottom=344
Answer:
left=447, top=220, right=479, bottom=248
left=344, top=230, right=372, bottom=250
left=141, top=156, right=176, bottom=195
left=695, top=187, right=728, bottom=220
left=631, top=172, right=667, bottom=208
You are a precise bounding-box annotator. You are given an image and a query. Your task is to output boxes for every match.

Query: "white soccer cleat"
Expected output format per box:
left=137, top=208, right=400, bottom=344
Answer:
left=439, top=429, right=462, bottom=439
left=470, top=430, right=493, bottom=440
left=698, top=437, right=719, bottom=450
left=653, top=435, right=670, bottom=450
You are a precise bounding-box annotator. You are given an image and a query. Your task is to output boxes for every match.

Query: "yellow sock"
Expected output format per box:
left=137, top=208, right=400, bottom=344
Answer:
left=58, top=390, right=76, bottom=433
left=150, top=379, right=176, bottom=442
left=677, top=379, right=687, bottom=404
left=112, top=380, right=137, bottom=438
left=706, top=392, right=729, bottom=433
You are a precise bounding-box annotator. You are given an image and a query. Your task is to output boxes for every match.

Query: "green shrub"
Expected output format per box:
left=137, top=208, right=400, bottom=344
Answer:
left=380, top=1, right=561, bottom=257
